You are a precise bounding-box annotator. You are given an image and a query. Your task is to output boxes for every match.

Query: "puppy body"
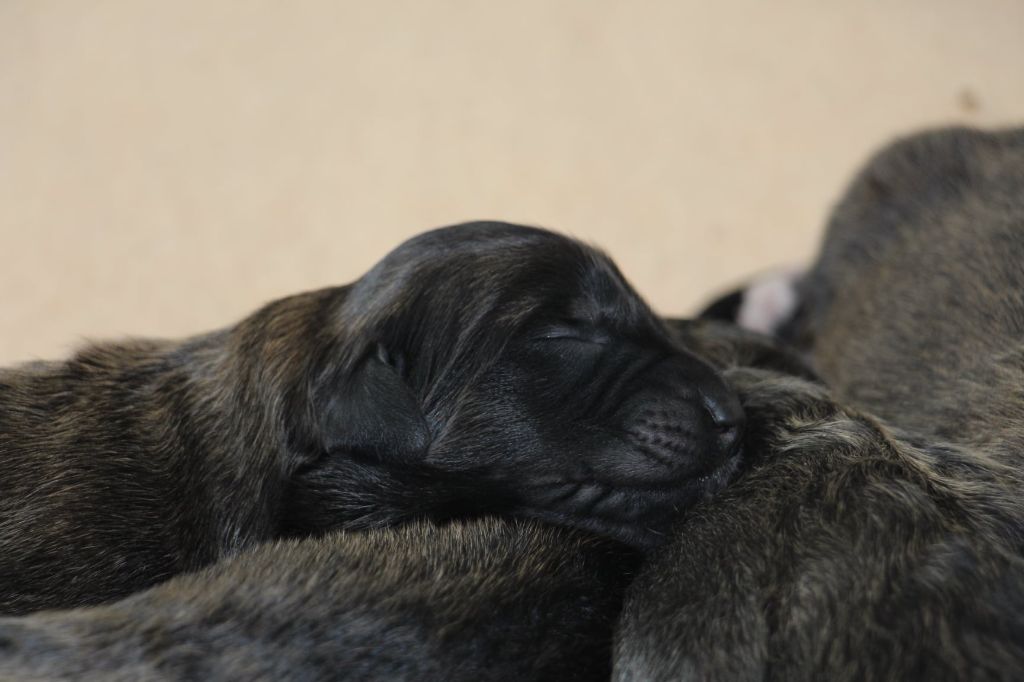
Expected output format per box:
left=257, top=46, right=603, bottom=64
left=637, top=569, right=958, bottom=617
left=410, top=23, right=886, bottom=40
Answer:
left=11, top=322, right=1017, bottom=681
left=0, top=322, right=302, bottom=614
left=785, top=128, right=1024, bottom=447
left=621, top=129, right=1024, bottom=680
left=1, top=222, right=744, bottom=614
left=721, top=127, right=1024, bottom=450
left=615, top=365, right=1024, bottom=681
left=0, top=519, right=639, bottom=682
left=0, top=321, right=794, bottom=680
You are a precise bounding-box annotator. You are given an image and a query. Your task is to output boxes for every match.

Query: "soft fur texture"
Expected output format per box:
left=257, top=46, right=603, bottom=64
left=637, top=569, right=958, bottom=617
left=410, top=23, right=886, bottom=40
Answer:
left=623, top=127, right=1024, bottom=680
left=614, top=365, right=1024, bottom=681
left=0, top=221, right=744, bottom=615
left=0, top=519, right=639, bottom=682
left=13, top=128, right=1023, bottom=680
left=0, top=323, right=804, bottom=682
left=789, top=127, right=1024, bottom=452
left=707, top=127, right=1024, bottom=449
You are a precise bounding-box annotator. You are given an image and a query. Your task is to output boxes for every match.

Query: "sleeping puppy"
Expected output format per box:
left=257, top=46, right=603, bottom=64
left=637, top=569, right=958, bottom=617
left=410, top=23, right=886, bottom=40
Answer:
left=0, top=519, right=639, bottom=682
left=0, top=323, right=806, bottom=682
left=0, top=221, right=744, bottom=615
left=702, top=126, right=1024, bottom=451
left=7, top=323, right=1015, bottom=682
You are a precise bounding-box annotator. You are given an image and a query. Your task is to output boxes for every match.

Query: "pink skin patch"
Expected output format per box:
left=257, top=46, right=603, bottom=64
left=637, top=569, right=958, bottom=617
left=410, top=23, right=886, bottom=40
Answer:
left=736, top=268, right=803, bottom=335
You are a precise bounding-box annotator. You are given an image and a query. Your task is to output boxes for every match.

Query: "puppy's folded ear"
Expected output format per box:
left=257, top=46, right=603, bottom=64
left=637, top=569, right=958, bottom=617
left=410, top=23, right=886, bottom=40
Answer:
left=698, top=288, right=744, bottom=323
left=318, top=344, right=430, bottom=463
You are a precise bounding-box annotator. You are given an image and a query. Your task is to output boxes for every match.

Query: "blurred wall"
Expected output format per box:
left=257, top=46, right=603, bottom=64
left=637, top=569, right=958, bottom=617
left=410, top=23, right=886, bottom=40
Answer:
left=2, top=0, right=1023, bottom=363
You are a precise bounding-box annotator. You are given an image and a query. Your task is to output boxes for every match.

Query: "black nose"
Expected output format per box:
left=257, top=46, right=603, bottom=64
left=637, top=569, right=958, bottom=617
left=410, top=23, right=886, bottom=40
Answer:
left=701, top=386, right=744, bottom=458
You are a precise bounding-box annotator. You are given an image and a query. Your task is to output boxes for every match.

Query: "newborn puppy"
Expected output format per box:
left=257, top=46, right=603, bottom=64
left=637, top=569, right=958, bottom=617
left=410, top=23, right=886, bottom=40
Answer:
left=0, top=323, right=806, bottom=682
left=788, top=126, right=1024, bottom=453
left=0, top=519, right=640, bottom=682
left=0, top=221, right=744, bottom=615
left=702, top=127, right=1024, bottom=451
left=625, top=127, right=1024, bottom=680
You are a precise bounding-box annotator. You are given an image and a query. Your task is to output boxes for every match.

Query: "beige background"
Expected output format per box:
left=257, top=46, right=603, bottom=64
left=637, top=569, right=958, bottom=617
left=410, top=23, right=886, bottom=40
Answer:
left=2, top=1, right=1022, bottom=365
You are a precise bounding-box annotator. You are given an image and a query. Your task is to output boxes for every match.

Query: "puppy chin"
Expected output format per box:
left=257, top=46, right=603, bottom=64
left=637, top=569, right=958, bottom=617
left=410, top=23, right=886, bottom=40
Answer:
left=520, top=452, right=743, bottom=550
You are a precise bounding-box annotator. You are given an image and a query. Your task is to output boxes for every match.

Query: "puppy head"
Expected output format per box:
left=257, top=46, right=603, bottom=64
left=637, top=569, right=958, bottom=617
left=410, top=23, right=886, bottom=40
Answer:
left=295, top=222, right=745, bottom=547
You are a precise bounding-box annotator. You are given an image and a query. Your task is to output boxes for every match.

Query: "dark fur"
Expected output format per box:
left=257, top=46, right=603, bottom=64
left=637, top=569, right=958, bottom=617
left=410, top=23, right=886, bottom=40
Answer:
left=622, top=127, right=1024, bottom=680
left=0, top=519, right=640, bottom=681
left=615, top=364, right=1024, bottom=681
left=788, top=126, right=1024, bottom=452
left=0, top=323, right=801, bottom=682
left=0, top=221, right=744, bottom=615
left=704, top=127, right=1024, bottom=449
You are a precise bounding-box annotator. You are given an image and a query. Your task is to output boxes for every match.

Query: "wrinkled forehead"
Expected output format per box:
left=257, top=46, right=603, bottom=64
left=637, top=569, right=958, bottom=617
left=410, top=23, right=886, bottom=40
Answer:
left=518, top=244, right=657, bottom=333
left=332, top=223, right=668, bottom=382
left=357, top=222, right=655, bottom=326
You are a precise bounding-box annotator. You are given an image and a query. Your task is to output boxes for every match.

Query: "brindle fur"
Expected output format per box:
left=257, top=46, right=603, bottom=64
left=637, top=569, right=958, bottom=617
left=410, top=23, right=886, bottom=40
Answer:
left=790, top=126, right=1024, bottom=451
left=615, top=363, right=1024, bottom=681
left=0, top=323, right=793, bottom=682
left=0, top=221, right=744, bottom=615
left=0, top=519, right=639, bottom=682
left=619, top=127, right=1024, bottom=680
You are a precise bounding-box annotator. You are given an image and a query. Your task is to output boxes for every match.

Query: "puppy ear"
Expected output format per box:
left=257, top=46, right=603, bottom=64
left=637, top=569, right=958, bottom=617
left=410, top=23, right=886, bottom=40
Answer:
left=318, top=344, right=430, bottom=463
left=698, top=288, right=744, bottom=323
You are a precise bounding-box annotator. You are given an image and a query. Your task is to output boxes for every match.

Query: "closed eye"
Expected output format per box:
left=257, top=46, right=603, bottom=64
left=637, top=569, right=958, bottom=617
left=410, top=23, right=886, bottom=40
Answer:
left=532, top=325, right=611, bottom=345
